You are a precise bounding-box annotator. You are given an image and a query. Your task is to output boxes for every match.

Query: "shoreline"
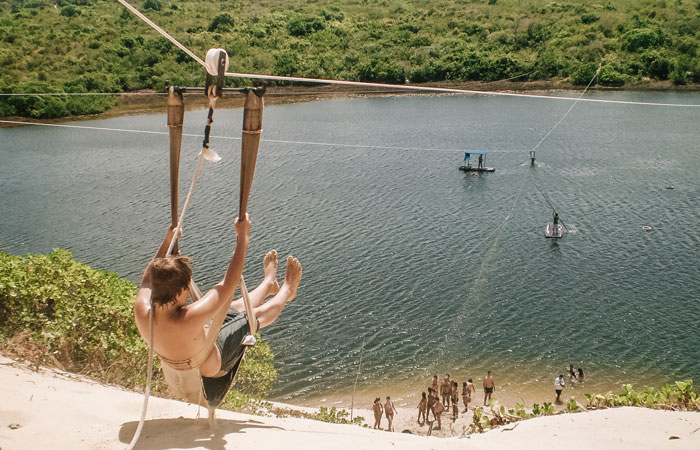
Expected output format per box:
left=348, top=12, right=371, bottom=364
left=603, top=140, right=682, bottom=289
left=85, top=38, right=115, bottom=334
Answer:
left=2, top=79, right=700, bottom=126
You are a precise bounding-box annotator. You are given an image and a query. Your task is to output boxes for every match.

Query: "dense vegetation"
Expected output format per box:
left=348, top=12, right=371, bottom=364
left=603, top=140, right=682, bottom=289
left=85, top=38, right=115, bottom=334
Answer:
left=1, top=0, right=700, bottom=118
left=467, top=380, right=699, bottom=433
left=0, top=249, right=277, bottom=403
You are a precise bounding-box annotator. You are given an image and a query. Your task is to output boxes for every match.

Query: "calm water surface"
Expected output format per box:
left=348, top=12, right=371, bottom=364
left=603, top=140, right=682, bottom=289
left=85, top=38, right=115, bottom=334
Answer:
left=1, top=92, right=699, bottom=407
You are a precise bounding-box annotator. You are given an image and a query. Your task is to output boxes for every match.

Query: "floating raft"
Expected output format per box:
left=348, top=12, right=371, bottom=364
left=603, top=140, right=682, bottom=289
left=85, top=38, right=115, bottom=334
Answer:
left=459, top=166, right=495, bottom=172
left=545, top=224, right=565, bottom=238
left=459, top=150, right=495, bottom=173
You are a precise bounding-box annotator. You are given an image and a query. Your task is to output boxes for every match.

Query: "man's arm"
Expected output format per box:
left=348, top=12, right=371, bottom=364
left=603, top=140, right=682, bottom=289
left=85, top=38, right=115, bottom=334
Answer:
left=134, top=225, right=179, bottom=340
left=181, top=214, right=251, bottom=324
left=139, top=225, right=179, bottom=289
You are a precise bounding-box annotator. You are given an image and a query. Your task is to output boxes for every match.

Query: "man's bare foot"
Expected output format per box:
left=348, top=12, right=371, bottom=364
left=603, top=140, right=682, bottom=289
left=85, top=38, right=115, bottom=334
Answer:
left=281, top=255, right=302, bottom=301
left=263, top=250, right=280, bottom=296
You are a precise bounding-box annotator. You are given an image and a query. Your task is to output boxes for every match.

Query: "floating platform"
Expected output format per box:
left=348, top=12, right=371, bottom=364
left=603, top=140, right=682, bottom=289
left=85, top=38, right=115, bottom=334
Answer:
left=459, top=166, right=495, bottom=173
left=545, top=224, right=565, bottom=238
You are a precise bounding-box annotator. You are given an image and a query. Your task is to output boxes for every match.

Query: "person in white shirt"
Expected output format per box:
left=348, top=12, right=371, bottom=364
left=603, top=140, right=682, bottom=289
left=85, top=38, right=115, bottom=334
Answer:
left=555, top=374, right=566, bottom=402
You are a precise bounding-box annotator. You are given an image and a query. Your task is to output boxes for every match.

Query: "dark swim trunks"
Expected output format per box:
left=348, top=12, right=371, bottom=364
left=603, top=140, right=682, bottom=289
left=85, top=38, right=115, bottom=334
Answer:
left=485, top=387, right=494, bottom=394
left=201, top=307, right=251, bottom=407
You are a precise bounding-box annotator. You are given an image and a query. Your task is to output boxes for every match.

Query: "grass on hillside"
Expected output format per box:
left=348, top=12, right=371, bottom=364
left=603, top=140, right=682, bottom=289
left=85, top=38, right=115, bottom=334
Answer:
left=1, top=0, right=699, bottom=118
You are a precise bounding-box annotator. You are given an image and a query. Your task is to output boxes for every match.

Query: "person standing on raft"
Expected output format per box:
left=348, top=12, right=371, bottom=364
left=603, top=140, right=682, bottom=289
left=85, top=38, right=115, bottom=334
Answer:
left=133, top=216, right=302, bottom=389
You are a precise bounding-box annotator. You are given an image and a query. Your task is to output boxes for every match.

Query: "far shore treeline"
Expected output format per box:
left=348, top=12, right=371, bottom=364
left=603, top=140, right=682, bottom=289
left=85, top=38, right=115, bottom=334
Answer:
left=1, top=0, right=700, bottom=118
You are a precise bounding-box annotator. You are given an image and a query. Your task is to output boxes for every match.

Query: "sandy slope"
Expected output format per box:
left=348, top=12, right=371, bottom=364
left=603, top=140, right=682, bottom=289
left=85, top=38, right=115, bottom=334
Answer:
left=1, top=356, right=698, bottom=450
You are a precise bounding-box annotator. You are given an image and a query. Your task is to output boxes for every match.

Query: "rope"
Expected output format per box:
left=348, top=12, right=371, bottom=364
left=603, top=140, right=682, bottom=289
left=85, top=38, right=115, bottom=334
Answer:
left=530, top=66, right=601, bottom=153
left=126, top=303, right=155, bottom=450
left=115, top=0, right=700, bottom=109
left=0, top=119, right=516, bottom=154
left=117, top=0, right=205, bottom=68
left=350, top=334, right=366, bottom=422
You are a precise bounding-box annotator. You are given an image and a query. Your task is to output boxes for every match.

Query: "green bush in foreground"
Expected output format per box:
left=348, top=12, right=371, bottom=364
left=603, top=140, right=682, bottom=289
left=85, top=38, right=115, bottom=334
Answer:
left=0, top=249, right=277, bottom=405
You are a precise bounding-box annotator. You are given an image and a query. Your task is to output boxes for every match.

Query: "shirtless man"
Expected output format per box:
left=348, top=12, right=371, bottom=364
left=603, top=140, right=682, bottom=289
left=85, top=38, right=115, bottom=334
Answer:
left=440, top=374, right=452, bottom=407
left=483, top=370, right=495, bottom=406
left=133, top=218, right=302, bottom=400
left=430, top=375, right=439, bottom=397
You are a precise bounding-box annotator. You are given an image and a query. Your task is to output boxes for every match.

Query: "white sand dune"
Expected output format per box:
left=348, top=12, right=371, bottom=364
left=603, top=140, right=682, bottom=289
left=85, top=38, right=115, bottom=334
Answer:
left=1, top=356, right=698, bottom=450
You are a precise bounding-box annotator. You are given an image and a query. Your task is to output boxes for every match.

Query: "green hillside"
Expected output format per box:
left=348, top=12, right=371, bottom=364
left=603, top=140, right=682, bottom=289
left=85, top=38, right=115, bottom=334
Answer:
left=1, top=0, right=699, bottom=117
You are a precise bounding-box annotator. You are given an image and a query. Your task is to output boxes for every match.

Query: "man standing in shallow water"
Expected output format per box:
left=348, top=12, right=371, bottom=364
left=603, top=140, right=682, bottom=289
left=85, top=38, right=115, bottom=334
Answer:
left=483, top=370, right=495, bottom=406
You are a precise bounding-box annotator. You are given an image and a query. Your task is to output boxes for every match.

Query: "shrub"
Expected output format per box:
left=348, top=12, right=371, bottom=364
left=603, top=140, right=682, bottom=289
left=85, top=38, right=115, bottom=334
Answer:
left=143, top=0, right=162, bottom=11
left=234, top=335, right=278, bottom=397
left=598, top=64, right=625, bottom=86
left=670, top=63, right=688, bottom=85
left=580, top=13, right=599, bottom=24
left=59, top=5, right=81, bottom=17
left=621, top=28, right=666, bottom=52
left=357, top=60, right=406, bottom=84
left=314, top=407, right=365, bottom=425
left=641, top=50, right=671, bottom=79
left=209, top=13, right=235, bottom=33
left=570, top=63, right=598, bottom=85
left=0, top=250, right=144, bottom=386
left=288, top=15, right=326, bottom=37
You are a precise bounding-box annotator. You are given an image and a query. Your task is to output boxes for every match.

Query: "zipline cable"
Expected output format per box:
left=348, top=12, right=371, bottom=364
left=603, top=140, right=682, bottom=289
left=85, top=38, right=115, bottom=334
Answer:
left=0, top=119, right=521, bottom=154
left=117, top=0, right=206, bottom=68
left=115, top=0, right=700, bottom=109
left=438, top=66, right=600, bottom=363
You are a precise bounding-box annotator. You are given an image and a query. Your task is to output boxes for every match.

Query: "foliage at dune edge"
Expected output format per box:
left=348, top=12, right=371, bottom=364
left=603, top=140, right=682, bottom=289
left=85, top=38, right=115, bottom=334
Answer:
left=0, top=249, right=277, bottom=404
left=1, top=0, right=700, bottom=118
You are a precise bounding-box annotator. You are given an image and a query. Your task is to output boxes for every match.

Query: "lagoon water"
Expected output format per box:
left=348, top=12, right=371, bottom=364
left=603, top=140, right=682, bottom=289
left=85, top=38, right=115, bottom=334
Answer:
left=1, top=92, right=699, bottom=407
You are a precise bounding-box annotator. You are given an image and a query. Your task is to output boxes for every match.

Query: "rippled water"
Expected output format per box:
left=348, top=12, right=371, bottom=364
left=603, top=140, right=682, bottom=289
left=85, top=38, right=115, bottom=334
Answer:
left=1, top=92, right=699, bottom=407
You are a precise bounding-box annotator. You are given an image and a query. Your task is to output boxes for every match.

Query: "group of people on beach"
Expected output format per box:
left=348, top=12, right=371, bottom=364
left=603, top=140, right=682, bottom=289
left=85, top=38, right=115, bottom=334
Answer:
left=374, top=366, right=586, bottom=433
left=415, top=372, right=494, bottom=430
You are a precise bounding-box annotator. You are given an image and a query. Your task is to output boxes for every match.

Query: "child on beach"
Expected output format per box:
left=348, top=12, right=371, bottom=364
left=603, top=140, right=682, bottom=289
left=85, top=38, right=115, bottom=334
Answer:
left=568, top=364, right=577, bottom=382
left=451, top=381, right=459, bottom=421
left=417, top=392, right=427, bottom=425
left=384, top=396, right=398, bottom=431
left=466, top=378, right=476, bottom=411
left=373, top=398, right=383, bottom=429
left=433, top=397, right=445, bottom=430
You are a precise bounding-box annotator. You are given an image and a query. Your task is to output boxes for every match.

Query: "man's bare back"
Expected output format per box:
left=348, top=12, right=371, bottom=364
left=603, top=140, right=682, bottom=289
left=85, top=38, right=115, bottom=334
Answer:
left=133, top=219, right=302, bottom=378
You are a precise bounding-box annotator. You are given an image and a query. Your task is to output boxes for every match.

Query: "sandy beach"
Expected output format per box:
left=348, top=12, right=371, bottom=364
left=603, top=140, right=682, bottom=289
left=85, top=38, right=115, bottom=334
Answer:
left=1, top=355, right=698, bottom=450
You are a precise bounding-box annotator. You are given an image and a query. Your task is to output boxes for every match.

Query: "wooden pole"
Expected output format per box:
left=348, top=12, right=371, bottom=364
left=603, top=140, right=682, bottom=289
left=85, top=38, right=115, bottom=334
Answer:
left=167, top=87, right=184, bottom=255
left=238, top=88, right=264, bottom=335
left=239, top=89, right=264, bottom=219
